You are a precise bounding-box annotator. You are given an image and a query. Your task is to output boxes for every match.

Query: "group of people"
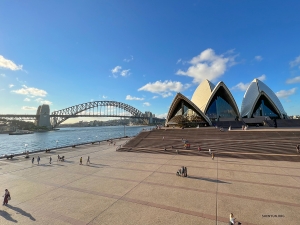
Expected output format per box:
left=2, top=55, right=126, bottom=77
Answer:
left=31, top=156, right=41, bottom=165
left=79, top=156, right=90, bottom=165
left=229, top=213, right=242, bottom=225
left=57, top=155, right=65, bottom=162
left=176, top=166, right=187, bottom=177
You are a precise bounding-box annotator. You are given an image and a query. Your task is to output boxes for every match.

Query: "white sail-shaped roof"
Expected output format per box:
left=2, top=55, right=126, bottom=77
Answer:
left=191, top=79, right=215, bottom=112
left=166, top=93, right=212, bottom=125
left=203, top=81, right=240, bottom=118
left=241, top=79, right=287, bottom=118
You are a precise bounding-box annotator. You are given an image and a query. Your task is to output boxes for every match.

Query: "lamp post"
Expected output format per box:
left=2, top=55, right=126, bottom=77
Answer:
left=56, top=140, right=59, bottom=148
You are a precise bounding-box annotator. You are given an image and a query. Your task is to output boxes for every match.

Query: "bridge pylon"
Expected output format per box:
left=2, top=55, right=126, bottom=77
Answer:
left=35, top=105, right=52, bottom=129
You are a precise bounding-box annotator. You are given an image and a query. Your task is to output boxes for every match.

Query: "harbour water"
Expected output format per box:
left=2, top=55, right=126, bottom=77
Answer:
left=0, top=126, right=152, bottom=156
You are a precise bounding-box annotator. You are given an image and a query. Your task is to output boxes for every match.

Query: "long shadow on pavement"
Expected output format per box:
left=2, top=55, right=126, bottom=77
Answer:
left=188, top=176, right=231, bottom=184
left=0, top=209, right=18, bottom=223
left=86, top=164, right=108, bottom=168
left=6, top=205, right=35, bottom=221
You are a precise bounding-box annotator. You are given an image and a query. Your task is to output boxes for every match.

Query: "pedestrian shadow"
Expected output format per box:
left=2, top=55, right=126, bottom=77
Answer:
left=0, top=209, right=18, bottom=222
left=89, top=163, right=108, bottom=166
left=188, top=176, right=231, bottom=184
left=87, top=163, right=108, bottom=168
left=62, top=160, right=75, bottom=164
left=38, top=164, right=52, bottom=167
left=6, top=205, right=35, bottom=221
left=86, top=164, right=107, bottom=168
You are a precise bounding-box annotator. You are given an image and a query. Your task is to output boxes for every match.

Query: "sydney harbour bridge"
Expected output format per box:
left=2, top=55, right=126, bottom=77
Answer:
left=0, top=101, right=161, bottom=128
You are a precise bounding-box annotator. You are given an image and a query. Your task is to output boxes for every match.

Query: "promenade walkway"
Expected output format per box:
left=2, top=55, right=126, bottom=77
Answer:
left=1, top=128, right=300, bottom=224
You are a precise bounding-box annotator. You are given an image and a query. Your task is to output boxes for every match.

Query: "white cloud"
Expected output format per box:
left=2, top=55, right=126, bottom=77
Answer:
left=176, top=48, right=237, bottom=83
left=123, top=55, right=133, bottom=62
left=176, top=58, right=182, bottom=64
left=276, top=88, right=297, bottom=98
left=9, top=84, right=14, bottom=88
left=138, top=80, right=190, bottom=98
left=231, top=82, right=250, bottom=91
left=35, top=98, right=52, bottom=105
left=257, top=74, right=266, bottom=81
left=152, top=96, right=159, bottom=99
left=0, top=73, right=5, bottom=77
left=120, top=69, right=130, bottom=77
left=254, top=56, right=263, bottom=61
left=12, top=85, right=47, bottom=97
left=161, top=92, right=173, bottom=98
left=22, top=106, right=37, bottom=110
left=111, top=66, right=122, bottom=74
left=24, top=98, right=31, bottom=102
left=156, top=113, right=167, bottom=119
left=102, top=95, right=108, bottom=99
left=143, top=102, right=150, bottom=106
left=290, top=56, right=300, bottom=68
left=0, top=55, right=23, bottom=71
left=286, top=76, right=300, bottom=84
left=41, top=100, right=52, bottom=105
left=126, top=95, right=144, bottom=101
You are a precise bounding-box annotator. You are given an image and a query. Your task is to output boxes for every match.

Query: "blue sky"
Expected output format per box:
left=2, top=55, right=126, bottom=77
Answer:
left=1, top=0, right=300, bottom=120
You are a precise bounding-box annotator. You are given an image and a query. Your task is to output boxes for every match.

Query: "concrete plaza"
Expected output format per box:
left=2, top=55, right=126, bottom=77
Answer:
left=0, top=130, right=300, bottom=224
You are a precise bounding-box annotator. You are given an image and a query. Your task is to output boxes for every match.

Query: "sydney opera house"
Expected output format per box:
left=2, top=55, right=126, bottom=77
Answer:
left=166, top=78, right=289, bottom=127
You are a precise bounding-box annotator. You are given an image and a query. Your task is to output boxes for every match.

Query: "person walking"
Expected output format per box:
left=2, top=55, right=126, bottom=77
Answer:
left=37, top=156, right=40, bottom=165
left=49, top=156, right=52, bottom=164
left=212, top=152, right=214, bottom=160
left=229, top=213, right=236, bottom=225
left=57, top=154, right=60, bottom=162
left=31, top=157, right=34, bottom=164
left=2, top=189, right=10, bottom=206
left=86, top=156, right=90, bottom=165
left=296, top=145, right=299, bottom=154
left=80, top=157, right=82, bottom=165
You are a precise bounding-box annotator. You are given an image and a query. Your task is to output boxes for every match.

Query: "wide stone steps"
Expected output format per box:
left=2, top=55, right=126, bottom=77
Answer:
left=117, top=128, right=300, bottom=161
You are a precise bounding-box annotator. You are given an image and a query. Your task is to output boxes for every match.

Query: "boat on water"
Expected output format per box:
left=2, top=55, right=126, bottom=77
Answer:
left=9, top=130, right=34, bottom=135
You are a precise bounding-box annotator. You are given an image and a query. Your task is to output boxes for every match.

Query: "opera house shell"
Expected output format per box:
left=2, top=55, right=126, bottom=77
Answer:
left=241, top=79, right=287, bottom=119
left=166, top=93, right=212, bottom=126
left=191, top=80, right=240, bottom=121
left=166, top=78, right=287, bottom=126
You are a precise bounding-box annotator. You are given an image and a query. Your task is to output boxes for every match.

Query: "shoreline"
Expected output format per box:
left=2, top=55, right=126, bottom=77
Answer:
left=0, top=136, right=131, bottom=160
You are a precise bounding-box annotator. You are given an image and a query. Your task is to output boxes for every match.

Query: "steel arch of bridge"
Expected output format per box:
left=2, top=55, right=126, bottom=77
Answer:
left=51, top=101, right=146, bottom=127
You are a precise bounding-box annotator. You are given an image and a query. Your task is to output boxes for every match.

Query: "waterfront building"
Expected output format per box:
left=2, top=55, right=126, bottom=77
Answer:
left=166, top=93, right=212, bottom=127
left=166, top=78, right=288, bottom=126
left=241, top=79, right=288, bottom=119
left=191, top=80, right=240, bottom=121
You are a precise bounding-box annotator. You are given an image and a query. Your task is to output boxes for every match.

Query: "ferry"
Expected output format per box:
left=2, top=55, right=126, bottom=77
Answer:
left=9, top=130, right=34, bottom=135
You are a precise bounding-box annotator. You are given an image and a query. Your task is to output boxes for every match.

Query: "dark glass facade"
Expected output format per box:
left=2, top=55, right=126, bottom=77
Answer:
left=252, top=96, right=280, bottom=118
left=169, top=100, right=208, bottom=126
left=205, top=87, right=238, bottom=120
